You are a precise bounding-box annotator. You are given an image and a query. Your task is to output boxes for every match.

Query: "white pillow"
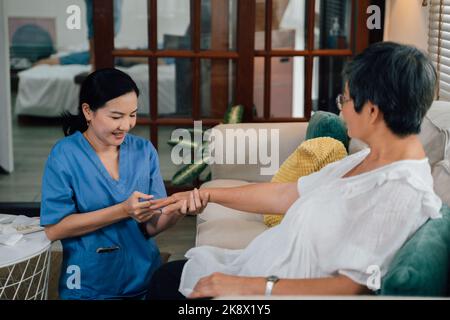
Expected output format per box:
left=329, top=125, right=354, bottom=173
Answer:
left=422, top=101, right=450, bottom=161
left=432, top=160, right=450, bottom=207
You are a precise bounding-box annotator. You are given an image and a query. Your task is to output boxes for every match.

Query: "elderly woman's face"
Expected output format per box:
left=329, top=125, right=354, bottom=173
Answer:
left=341, top=84, right=367, bottom=140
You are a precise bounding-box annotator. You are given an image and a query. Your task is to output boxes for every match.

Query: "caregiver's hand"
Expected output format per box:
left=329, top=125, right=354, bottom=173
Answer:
left=121, top=191, right=155, bottom=223
left=150, top=188, right=210, bottom=216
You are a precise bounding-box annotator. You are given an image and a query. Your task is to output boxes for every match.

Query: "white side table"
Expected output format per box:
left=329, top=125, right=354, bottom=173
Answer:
left=0, top=231, right=51, bottom=300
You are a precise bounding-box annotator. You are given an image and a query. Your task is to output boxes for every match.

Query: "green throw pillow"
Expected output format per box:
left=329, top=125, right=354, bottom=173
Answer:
left=306, top=111, right=349, bottom=151
left=379, top=205, right=450, bottom=297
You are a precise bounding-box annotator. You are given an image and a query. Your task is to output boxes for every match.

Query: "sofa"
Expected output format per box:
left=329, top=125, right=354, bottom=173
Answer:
left=195, top=101, right=450, bottom=297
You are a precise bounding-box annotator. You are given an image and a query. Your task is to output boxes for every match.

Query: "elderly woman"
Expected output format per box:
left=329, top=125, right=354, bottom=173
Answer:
left=147, top=42, right=442, bottom=299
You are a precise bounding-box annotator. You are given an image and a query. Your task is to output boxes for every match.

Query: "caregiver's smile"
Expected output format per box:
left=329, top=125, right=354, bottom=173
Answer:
left=83, top=91, right=139, bottom=148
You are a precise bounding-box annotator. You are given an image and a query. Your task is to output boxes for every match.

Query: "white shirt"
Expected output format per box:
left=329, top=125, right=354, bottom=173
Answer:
left=179, top=149, right=443, bottom=296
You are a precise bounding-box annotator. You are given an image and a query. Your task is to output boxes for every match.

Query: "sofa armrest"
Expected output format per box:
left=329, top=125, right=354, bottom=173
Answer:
left=209, top=122, right=308, bottom=182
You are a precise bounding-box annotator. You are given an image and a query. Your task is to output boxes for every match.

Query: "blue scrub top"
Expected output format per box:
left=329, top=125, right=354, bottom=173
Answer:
left=40, top=131, right=167, bottom=299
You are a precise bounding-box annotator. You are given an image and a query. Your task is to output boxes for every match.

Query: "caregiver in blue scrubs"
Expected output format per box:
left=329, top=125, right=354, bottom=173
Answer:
left=40, top=68, right=207, bottom=299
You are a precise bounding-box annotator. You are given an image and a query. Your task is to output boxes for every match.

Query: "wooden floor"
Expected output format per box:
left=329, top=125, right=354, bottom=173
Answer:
left=0, top=98, right=196, bottom=261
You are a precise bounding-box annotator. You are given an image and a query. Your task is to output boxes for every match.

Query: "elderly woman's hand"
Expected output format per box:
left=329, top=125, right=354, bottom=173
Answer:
left=150, top=188, right=210, bottom=216
left=188, top=273, right=264, bottom=299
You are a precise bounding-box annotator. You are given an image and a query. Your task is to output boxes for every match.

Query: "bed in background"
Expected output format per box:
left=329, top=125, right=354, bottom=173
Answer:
left=14, top=63, right=176, bottom=117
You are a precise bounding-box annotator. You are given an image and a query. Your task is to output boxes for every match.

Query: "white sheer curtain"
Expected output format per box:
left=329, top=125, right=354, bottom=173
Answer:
left=428, top=0, right=450, bottom=101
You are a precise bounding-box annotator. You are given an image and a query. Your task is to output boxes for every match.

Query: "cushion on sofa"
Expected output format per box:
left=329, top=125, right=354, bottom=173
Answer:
left=196, top=218, right=268, bottom=249
left=419, top=101, right=450, bottom=207
left=209, top=122, right=308, bottom=182
left=433, top=160, right=450, bottom=207
left=306, top=111, right=349, bottom=151
left=198, top=179, right=263, bottom=225
left=263, top=137, right=347, bottom=227
left=419, top=101, right=450, bottom=167
left=379, top=205, right=450, bottom=297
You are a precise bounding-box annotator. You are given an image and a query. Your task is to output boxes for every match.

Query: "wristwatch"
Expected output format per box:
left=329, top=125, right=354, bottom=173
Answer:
left=265, top=275, right=279, bottom=296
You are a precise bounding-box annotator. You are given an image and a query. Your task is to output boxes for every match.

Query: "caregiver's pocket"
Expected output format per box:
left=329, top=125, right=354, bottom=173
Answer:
left=96, top=246, right=120, bottom=254
left=83, top=245, right=125, bottom=294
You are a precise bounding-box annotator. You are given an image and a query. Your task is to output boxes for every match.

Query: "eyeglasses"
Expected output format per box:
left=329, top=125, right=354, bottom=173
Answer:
left=336, top=94, right=352, bottom=111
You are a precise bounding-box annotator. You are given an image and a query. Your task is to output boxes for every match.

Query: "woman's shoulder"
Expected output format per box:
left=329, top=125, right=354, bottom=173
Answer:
left=346, top=148, right=371, bottom=162
left=125, top=133, right=156, bottom=151
left=48, top=131, right=83, bottom=158
left=124, top=134, right=160, bottom=162
left=321, top=148, right=370, bottom=174
left=342, top=159, right=442, bottom=217
left=43, top=132, right=85, bottom=172
left=344, top=158, right=433, bottom=189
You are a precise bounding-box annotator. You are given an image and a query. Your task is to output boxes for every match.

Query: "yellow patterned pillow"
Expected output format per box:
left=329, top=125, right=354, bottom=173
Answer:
left=263, top=137, right=348, bottom=227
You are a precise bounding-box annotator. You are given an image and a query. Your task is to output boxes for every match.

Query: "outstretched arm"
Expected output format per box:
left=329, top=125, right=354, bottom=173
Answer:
left=205, top=182, right=298, bottom=214
left=151, top=182, right=299, bottom=215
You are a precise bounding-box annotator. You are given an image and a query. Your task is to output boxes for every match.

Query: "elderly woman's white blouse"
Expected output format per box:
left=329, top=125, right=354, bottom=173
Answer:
left=179, top=148, right=442, bottom=296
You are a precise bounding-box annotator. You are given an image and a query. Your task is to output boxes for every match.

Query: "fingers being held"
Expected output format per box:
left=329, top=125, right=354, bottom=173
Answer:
left=149, top=196, right=177, bottom=210
left=157, top=199, right=188, bottom=217
left=186, top=188, right=209, bottom=215
left=149, top=189, right=210, bottom=216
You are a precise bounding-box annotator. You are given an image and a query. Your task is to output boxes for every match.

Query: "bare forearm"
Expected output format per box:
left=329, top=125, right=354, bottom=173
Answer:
left=202, top=182, right=298, bottom=214
left=145, top=212, right=184, bottom=237
left=44, top=203, right=128, bottom=241
left=242, top=276, right=369, bottom=296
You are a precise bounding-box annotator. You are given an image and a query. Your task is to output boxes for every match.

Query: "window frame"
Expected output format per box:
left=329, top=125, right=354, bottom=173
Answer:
left=92, top=0, right=376, bottom=189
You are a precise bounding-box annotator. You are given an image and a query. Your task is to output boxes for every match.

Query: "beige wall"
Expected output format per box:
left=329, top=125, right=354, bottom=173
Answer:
left=383, top=0, right=429, bottom=52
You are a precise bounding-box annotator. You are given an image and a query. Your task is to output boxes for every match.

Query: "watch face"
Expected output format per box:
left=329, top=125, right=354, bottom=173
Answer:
left=267, top=275, right=279, bottom=282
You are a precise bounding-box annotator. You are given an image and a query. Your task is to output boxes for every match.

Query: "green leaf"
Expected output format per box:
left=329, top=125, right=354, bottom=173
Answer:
left=202, top=171, right=212, bottom=182
left=171, top=161, right=209, bottom=186
left=167, top=139, right=200, bottom=149
left=224, top=105, right=244, bottom=124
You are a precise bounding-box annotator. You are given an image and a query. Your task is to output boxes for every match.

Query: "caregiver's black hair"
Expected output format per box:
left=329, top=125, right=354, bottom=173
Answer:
left=342, top=42, right=437, bottom=137
left=62, top=68, right=140, bottom=136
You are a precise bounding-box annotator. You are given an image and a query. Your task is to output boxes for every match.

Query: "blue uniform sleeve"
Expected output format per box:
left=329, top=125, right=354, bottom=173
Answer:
left=148, top=143, right=167, bottom=200
left=40, top=155, right=77, bottom=226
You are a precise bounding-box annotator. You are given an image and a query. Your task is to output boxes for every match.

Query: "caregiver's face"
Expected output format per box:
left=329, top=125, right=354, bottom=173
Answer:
left=87, top=91, right=138, bottom=146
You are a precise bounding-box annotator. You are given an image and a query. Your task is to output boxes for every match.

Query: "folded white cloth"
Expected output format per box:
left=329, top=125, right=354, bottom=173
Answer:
left=0, top=225, right=23, bottom=246
left=0, top=215, right=42, bottom=246
left=0, top=234, right=23, bottom=246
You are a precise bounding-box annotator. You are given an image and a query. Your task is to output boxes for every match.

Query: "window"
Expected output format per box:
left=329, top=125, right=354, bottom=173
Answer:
left=429, top=0, right=450, bottom=101
left=92, top=0, right=372, bottom=187
left=254, top=0, right=355, bottom=120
